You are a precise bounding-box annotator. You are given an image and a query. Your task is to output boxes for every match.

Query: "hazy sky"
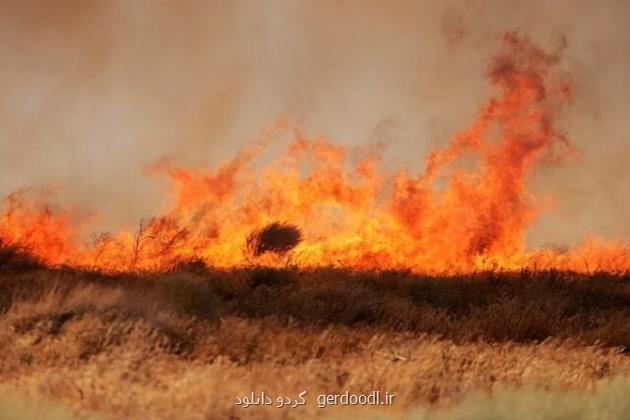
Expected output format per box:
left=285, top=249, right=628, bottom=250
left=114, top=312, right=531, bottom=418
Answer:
left=0, top=0, right=628, bottom=247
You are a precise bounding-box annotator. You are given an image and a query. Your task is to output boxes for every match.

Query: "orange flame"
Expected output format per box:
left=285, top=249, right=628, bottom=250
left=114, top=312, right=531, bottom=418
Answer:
left=1, top=32, right=628, bottom=274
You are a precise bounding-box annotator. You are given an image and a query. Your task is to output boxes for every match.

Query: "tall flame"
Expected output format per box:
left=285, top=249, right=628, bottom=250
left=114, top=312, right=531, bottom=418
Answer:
left=1, top=32, right=628, bottom=274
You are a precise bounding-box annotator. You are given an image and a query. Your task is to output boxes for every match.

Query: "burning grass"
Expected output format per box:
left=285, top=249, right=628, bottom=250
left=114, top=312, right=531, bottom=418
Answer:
left=1, top=32, right=628, bottom=275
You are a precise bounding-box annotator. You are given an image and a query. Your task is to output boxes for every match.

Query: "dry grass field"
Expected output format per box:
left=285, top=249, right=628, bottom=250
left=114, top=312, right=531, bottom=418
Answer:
left=1, top=250, right=629, bottom=419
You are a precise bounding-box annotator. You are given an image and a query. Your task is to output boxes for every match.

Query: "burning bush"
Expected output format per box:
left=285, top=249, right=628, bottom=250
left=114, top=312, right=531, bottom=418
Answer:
left=170, top=257, right=210, bottom=275
left=245, top=222, right=302, bottom=257
left=0, top=239, right=42, bottom=272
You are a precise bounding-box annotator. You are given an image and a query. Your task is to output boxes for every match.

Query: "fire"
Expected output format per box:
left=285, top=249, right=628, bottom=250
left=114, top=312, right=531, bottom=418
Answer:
left=1, top=32, right=628, bottom=274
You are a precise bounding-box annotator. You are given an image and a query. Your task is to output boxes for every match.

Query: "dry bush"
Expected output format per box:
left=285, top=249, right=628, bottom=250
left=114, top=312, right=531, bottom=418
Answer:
left=0, top=239, right=41, bottom=272
left=246, top=222, right=302, bottom=257
left=157, top=272, right=219, bottom=318
left=170, top=257, right=211, bottom=276
left=247, top=266, right=297, bottom=288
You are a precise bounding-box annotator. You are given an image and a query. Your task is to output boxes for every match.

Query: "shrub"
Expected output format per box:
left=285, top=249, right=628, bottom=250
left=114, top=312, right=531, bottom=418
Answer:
left=170, top=257, right=210, bottom=276
left=247, top=267, right=297, bottom=288
left=245, top=222, right=302, bottom=257
left=0, top=239, right=42, bottom=272
left=157, top=273, right=219, bottom=317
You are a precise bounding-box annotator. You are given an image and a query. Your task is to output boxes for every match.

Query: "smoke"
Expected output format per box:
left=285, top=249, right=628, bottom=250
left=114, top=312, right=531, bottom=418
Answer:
left=0, top=0, right=628, bottom=247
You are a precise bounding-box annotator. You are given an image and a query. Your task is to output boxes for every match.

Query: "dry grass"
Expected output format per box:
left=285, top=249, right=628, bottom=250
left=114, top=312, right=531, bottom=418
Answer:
left=0, top=264, right=629, bottom=419
left=0, top=390, right=78, bottom=420
left=402, top=376, right=630, bottom=420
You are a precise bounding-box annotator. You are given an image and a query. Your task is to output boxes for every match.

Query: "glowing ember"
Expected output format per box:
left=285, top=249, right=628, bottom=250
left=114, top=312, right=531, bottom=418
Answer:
left=0, top=32, right=628, bottom=274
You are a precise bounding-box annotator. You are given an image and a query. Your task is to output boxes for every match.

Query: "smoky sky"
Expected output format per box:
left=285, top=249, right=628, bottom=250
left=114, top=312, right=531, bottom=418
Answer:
left=0, top=0, right=628, bottom=248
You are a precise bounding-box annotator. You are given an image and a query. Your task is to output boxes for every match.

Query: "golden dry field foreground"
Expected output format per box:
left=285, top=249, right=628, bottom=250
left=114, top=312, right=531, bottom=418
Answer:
left=0, top=252, right=629, bottom=420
